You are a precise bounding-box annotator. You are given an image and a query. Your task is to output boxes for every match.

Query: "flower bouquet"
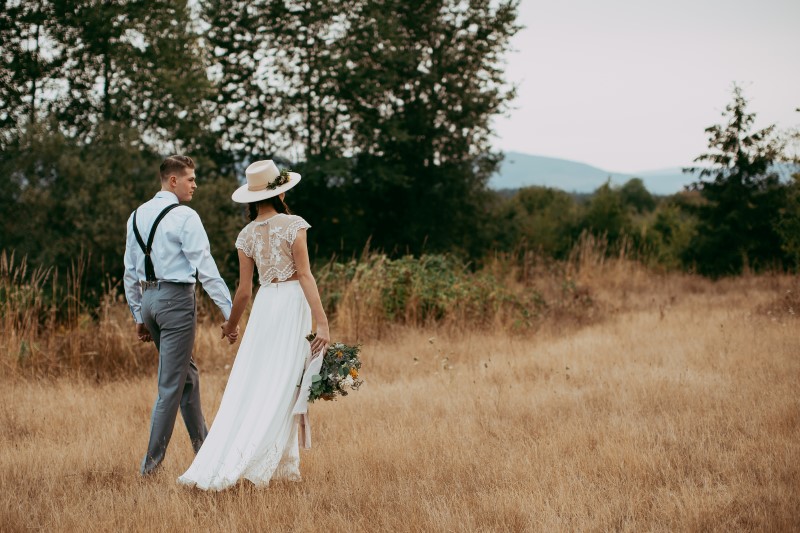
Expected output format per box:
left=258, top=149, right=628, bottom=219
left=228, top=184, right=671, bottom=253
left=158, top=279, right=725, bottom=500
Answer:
left=305, top=333, right=363, bottom=402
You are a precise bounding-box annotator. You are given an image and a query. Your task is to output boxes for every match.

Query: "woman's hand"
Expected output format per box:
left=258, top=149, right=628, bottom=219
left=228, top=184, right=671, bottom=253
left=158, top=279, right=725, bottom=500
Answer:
left=310, top=324, right=330, bottom=357
left=221, top=321, right=239, bottom=344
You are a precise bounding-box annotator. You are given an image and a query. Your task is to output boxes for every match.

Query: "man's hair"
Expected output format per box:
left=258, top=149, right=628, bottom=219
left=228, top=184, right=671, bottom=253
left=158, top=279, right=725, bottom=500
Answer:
left=160, top=155, right=195, bottom=181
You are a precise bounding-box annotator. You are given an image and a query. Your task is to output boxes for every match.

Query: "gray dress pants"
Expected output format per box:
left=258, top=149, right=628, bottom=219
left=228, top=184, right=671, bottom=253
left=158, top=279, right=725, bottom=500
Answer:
left=140, top=282, right=208, bottom=475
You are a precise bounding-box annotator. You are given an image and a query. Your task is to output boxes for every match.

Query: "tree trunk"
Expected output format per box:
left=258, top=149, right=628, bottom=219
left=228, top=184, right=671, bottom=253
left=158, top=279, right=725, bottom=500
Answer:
left=29, top=19, right=40, bottom=123
left=103, top=47, right=111, bottom=120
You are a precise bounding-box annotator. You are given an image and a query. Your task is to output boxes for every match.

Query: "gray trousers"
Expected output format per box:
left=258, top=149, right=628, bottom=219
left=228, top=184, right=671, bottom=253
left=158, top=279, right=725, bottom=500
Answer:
left=140, top=282, right=208, bottom=475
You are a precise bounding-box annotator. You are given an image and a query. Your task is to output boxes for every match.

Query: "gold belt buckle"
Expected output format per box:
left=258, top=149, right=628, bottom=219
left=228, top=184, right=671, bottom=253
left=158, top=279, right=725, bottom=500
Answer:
left=141, top=280, right=159, bottom=290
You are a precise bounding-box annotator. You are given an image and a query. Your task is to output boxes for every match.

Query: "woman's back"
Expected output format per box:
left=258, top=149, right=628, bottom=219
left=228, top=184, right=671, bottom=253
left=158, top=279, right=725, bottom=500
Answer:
left=235, top=213, right=311, bottom=284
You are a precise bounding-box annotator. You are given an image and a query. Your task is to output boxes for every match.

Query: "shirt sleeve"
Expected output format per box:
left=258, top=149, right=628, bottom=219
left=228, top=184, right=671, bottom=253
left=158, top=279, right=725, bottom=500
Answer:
left=235, top=225, right=253, bottom=257
left=286, top=215, right=311, bottom=244
left=180, top=210, right=233, bottom=320
left=123, top=213, right=143, bottom=323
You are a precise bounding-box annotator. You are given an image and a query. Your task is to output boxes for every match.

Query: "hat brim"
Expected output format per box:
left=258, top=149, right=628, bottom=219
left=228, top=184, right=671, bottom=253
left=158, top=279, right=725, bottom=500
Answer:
left=231, top=172, right=301, bottom=203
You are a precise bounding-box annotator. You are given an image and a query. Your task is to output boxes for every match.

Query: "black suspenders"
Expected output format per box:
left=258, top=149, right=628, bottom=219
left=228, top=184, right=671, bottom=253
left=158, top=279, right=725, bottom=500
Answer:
left=132, top=203, right=181, bottom=282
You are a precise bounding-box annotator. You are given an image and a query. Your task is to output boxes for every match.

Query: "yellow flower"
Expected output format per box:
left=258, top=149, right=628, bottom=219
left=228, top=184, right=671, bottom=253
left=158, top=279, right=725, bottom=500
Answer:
left=350, top=368, right=358, bottom=378
left=336, top=350, right=343, bottom=358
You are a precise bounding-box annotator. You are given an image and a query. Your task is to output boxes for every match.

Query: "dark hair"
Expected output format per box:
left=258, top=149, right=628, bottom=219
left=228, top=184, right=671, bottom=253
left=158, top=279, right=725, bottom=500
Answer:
left=160, top=155, right=195, bottom=181
left=248, top=196, right=292, bottom=221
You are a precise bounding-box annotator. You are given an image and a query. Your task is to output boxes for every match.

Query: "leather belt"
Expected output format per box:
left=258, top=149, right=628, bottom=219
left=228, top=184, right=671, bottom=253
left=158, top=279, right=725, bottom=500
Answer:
left=140, top=280, right=161, bottom=290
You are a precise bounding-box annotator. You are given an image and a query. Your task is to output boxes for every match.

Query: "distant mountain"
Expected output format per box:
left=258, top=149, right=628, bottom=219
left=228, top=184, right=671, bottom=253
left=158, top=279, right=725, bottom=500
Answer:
left=489, top=152, right=698, bottom=195
left=633, top=167, right=702, bottom=195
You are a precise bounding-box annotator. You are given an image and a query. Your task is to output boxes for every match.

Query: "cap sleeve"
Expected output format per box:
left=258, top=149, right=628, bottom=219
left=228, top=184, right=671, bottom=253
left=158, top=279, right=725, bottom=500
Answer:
left=286, top=215, right=311, bottom=244
left=235, top=225, right=254, bottom=257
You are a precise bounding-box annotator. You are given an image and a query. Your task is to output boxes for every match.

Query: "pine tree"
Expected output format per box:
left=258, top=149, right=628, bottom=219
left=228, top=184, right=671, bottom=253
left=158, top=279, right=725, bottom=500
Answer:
left=684, top=85, right=787, bottom=275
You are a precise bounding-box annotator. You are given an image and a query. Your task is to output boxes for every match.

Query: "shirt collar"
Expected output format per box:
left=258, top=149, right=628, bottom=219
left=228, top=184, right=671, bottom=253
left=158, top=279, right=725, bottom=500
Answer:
left=154, top=191, right=179, bottom=204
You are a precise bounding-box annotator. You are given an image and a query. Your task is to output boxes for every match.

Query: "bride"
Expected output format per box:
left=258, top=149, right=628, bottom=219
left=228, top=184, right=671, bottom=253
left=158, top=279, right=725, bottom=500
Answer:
left=177, top=160, right=330, bottom=491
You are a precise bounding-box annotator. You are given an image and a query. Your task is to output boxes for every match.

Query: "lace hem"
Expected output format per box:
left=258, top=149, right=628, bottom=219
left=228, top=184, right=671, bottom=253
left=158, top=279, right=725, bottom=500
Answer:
left=272, top=459, right=301, bottom=481
left=258, top=264, right=298, bottom=284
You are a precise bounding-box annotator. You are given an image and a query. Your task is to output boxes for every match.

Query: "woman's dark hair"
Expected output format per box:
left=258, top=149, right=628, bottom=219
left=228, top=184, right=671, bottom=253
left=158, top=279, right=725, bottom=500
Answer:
left=248, top=195, right=292, bottom=221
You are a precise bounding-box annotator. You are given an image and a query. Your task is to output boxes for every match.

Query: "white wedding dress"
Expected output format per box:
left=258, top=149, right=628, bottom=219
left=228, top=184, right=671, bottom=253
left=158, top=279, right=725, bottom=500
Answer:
left=178, top=213, right=313, bottom=491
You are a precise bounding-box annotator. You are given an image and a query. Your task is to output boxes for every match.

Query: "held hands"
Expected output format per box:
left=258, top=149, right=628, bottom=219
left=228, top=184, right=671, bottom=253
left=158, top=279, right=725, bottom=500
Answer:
left=309, top=324, right=330, bottom=357
left=221, top=321, right=239, bottom=344
left=136, top=323, right=152, bottom=343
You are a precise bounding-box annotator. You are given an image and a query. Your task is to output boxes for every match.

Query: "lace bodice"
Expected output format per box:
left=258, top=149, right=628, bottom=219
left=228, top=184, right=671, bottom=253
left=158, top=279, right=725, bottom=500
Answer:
left=235, top=214, right=311, bottom=284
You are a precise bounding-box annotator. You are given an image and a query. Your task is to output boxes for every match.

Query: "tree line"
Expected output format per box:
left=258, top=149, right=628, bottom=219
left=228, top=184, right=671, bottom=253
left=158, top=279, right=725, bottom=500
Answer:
left=372, top=83, right=800, bottom=278
left=1, top=0, right=797, bottom=312
left=1, top=0, right=519, bottom=296
left=487, top=86, right=798, bottom=278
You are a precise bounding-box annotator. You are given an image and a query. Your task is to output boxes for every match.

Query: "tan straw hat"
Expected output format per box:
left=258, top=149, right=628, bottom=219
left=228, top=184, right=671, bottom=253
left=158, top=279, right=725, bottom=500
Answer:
left=231, top=160, right=301, bottom=203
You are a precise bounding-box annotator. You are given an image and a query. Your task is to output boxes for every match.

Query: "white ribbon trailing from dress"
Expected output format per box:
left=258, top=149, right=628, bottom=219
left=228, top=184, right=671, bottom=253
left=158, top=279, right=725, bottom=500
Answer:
left=293, top=347, right=324, bottom=449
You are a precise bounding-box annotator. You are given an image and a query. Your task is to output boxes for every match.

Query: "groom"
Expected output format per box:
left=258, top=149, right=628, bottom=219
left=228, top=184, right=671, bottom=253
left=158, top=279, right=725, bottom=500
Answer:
left=123, top=155, right=234, bottom=475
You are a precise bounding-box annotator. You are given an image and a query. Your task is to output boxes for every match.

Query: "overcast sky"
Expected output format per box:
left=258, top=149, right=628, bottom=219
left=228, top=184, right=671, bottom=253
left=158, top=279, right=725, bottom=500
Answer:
left=492, top=0, right=800, bottom=173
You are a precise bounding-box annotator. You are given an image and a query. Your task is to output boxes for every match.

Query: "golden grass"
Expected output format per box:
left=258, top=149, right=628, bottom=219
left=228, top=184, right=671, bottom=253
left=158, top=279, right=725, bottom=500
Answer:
left=2, top=273, right=798, bottom=531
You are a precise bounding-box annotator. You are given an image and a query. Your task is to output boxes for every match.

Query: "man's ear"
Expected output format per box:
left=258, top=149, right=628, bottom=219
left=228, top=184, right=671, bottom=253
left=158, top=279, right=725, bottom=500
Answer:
left=169, top=175, right=177, bottom=188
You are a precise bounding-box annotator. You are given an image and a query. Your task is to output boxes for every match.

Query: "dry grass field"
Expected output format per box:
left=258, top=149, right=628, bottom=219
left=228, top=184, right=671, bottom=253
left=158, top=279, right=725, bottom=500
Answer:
left=1, top=266, right=799, bottom=531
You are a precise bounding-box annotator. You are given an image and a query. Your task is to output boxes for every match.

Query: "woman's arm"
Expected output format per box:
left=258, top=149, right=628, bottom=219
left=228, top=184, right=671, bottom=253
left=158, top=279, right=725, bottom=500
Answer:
left=221, top=249, right=255, bottom=343
left=292, top=229, right=330, bottom=355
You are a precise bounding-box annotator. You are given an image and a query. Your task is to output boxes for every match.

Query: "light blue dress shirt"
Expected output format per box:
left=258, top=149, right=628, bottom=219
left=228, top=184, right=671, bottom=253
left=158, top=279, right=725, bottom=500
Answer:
left=123, top=191, right=233, bottom=323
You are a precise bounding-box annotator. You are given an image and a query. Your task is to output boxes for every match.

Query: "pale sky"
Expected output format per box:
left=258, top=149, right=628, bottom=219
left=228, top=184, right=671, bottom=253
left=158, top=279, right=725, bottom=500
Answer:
left=492, top=0, right=800, bottom=173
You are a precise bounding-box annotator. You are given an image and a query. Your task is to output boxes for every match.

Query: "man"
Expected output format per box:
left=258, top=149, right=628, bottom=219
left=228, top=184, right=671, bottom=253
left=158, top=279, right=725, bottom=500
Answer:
left=123, top=155, right=235, bottom=475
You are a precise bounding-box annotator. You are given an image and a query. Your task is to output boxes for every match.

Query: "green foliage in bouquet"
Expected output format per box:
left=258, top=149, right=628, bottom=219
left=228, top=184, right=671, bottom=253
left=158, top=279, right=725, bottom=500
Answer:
left=305, top=334, right=363, bottom=402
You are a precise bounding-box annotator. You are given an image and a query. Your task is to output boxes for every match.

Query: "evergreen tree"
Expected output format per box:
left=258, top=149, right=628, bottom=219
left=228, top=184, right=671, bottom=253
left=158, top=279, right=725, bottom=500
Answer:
left=775, top=175, right=800, bottom=270
left=684, top=85, right=787, bottom=276
left=775, top=117, right=800, bottom=270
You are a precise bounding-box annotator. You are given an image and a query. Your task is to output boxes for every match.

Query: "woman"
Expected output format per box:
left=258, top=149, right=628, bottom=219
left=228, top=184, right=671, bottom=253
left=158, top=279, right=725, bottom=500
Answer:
left=177, top=160, right=330, bottom=491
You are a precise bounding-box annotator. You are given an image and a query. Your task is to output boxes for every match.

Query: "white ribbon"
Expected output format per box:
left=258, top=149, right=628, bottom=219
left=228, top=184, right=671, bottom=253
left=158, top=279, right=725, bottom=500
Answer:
left=293, top=347, right=325, bottom=449
left=293, top=349, right=324, bottom=416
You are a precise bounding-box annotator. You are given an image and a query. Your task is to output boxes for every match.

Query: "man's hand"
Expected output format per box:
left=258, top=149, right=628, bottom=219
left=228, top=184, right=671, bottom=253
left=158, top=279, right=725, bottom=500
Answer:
left=136, top=323, right=152, bottom=343
left=221, top=321, right=239, bottom=345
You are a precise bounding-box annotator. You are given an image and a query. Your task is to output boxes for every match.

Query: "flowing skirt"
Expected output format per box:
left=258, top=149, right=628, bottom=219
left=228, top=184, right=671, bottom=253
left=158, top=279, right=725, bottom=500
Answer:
left=177, top=281, right=311, bottom=491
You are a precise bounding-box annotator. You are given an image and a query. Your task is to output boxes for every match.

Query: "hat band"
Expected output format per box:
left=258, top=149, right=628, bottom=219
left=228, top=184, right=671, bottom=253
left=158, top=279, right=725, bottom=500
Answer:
left=248, top=182, right=271, bottom=192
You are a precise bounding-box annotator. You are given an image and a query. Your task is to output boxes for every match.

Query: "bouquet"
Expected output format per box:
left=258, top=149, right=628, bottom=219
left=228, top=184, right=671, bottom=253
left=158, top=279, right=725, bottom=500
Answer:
left=305, top=333, right=363, bottom=402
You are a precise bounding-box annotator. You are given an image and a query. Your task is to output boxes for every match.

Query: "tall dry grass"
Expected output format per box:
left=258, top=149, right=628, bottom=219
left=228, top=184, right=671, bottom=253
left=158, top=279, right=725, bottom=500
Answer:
left=1, top=268, right=798, bottom=531
left=1, top=238, right=610, bottom=379
left=0, top=243, right=800, bottom=531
